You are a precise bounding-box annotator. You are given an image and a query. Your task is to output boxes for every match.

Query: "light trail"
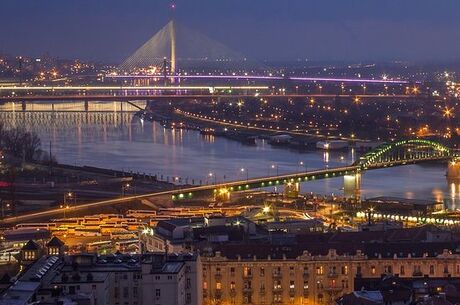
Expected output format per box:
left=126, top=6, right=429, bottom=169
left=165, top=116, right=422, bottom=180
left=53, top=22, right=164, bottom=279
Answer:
left=0, top=85, right=268, bottom=91
left=107, top=74, right=411, bottom=84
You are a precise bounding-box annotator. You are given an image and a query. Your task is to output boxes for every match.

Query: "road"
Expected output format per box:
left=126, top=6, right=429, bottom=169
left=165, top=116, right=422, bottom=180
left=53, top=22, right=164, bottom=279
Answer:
left=0, top=155, right=450, bottom=225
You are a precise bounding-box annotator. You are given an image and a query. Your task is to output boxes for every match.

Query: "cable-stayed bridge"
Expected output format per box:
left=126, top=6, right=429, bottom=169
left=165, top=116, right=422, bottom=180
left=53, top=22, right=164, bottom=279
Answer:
left=119, top=20, right=247, bottom=73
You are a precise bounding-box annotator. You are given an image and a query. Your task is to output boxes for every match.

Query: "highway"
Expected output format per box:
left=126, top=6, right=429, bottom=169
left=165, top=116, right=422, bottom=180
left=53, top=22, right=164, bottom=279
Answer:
left=0, top=166, right=358, bottom=225
left=0, top=93, right=429, bottom=103
left=106, top=74, right=411, bottom=85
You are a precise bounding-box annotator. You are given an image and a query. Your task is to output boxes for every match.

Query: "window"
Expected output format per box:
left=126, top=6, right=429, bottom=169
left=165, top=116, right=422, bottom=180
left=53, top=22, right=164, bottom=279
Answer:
left=303, top=266, right=309, bottom=274
left=230, top=282, right=235, bottom=290
left=186, top=293, right=191, bottom=304
left=155, top=289, right=161, bottom=298
left=186, top=278, right=191, bottom=289
left=203, top=282, right=208, bottom=290
left=444, top=265, right=449, bottom=274
left=260, top=267, right=265, bottom=276
left=274, top=280, right=282, bottom=289
left=342, top=266, right=348, bottom=275
left=430, top=265, right=435, bottom=275
left=303, top=281, right=309, bottom=290
left=243, top=267, right=252, bottom=277
left=230, top=267, right=235, bottom=276
left=216, top=282, right=222, bottom=290
left=24, top=251, right=35, bottom=260
left=216, top=267, right=221, bottom=275
left=400, top=266, right=405, bottom=275
left=114, top=287, right=119, bottom=299
left=133, top=287, right=138, bottom=298
left=316, top=266, right=323, bottom=275
left=49, top=247, right=59, bottom=255
left=371, top=266, right=376, bottom=275
left=123, top=287, right=129, bottom=298
left=289, top=281, right=295, bottom=289
left=384, top=265, right=392, bottom=274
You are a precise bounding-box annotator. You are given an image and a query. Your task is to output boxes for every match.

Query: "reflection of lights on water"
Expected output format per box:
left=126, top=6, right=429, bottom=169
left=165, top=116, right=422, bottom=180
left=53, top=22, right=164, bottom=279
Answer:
left=432, top=188, right=444, bottom=204
left=404, top=192, right=415, bottom=199
left=351, top=148, right=355, bottom=163
left=323, top=151, right=329, bottom=163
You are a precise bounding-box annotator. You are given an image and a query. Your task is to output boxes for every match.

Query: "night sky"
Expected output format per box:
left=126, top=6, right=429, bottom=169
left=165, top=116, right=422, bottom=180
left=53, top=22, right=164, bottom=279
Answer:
left=1, top=0, right=459, bottom=63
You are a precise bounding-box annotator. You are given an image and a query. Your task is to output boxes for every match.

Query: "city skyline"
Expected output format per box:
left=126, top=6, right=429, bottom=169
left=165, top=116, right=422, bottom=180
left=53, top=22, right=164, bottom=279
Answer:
left=1, top=0, right=460, bottom=62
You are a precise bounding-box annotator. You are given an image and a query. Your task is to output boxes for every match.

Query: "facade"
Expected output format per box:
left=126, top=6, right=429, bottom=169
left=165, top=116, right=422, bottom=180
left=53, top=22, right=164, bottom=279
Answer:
left=0, top=238, right=202, bottom=305
left=201, top=249, right=460, bottom=305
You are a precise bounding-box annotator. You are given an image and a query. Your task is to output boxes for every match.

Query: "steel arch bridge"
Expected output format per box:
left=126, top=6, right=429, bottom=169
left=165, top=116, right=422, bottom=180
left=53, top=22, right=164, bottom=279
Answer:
left=356, top=139, right=454, bottom=170
left=1, top=139, right=457, bottom=223
left=172, top=139, right=457, bottom=201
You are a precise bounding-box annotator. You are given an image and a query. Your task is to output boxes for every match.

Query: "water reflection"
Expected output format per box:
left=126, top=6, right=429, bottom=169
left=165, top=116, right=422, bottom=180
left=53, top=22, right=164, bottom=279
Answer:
left=0, top=111, right=458, bottom=208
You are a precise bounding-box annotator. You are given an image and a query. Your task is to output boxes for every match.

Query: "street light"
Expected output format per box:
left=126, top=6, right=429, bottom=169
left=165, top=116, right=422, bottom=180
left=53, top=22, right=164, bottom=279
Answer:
left=121, top=183, right=130, bottom=197
left=299, top=161, right=307, bottom=172
left=270, top=164, right=279, bottom=176
left=208, top=172, right=216, bottom=184
left=240, top=168, right=248, bottom=181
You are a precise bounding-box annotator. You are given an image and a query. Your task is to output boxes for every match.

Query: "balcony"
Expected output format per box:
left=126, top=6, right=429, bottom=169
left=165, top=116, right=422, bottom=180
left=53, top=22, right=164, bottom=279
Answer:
left=412, top=271, right=423, bottom=277
left=214, top=290, right=222, bottom=299
left=273, top=286, right=283, bottom=293
left=327, top=272, right=338, bottom=278
left=324, top=286, right=343, bottom=292
left=243, top=287, right=253, bottom=293
left=272, top=272, right=282, bottom=279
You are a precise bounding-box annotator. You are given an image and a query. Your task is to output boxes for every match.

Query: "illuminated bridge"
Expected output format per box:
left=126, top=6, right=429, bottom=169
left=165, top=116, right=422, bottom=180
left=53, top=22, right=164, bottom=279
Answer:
left=0, top=85, right=429, bottom=103
left=172, top=139, right=456, bottom=201
left=0, top=139, right=457, bottom=225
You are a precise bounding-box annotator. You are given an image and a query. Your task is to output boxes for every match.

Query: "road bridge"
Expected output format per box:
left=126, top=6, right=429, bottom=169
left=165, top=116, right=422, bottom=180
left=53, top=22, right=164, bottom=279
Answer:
left=0, top=139, right=456, bottom=225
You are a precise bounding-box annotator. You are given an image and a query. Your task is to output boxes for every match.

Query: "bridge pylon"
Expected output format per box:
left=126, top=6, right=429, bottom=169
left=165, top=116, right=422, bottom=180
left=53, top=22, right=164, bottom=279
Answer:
left=214, top=187, right=231, bottom=203
left=343, top=171, right=361, bottom=202
left=447, top=159, right=460, bottom=180
left=284, top=181, right=300, bottom=198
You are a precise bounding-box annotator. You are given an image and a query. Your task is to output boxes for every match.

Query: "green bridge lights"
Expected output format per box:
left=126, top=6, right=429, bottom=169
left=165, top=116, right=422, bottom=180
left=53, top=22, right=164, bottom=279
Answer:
left=172, top=139, right=455, bottom=201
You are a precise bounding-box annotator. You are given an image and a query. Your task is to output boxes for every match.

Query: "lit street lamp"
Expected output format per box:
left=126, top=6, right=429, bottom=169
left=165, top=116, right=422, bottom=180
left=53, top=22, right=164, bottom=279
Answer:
left=240, top=168, right=248, bottom=181
left=121, top=183, right=130, bottom=197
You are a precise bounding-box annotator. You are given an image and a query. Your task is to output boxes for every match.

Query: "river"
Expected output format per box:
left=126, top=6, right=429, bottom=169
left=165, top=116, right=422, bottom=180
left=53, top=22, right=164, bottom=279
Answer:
left=0, top=108, right=459, bottom=209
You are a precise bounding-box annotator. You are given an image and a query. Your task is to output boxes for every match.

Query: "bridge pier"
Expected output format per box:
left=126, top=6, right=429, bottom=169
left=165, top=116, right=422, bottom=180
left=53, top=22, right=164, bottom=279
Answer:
left=447, top=160, right=460, bottom=180
left=343, top=173, right=361, bottom=201
left=284, top=182, right=300, bottom=198
left=84, top=101, right=89, bottom=112
left=21, top=101, right=26, bottom=112
left=214, top=188, right=231, bottom=202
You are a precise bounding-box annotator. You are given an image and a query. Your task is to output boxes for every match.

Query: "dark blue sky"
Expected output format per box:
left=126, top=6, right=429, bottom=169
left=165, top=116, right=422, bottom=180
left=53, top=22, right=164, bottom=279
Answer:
left=1, top=0, right=459, bottom=63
